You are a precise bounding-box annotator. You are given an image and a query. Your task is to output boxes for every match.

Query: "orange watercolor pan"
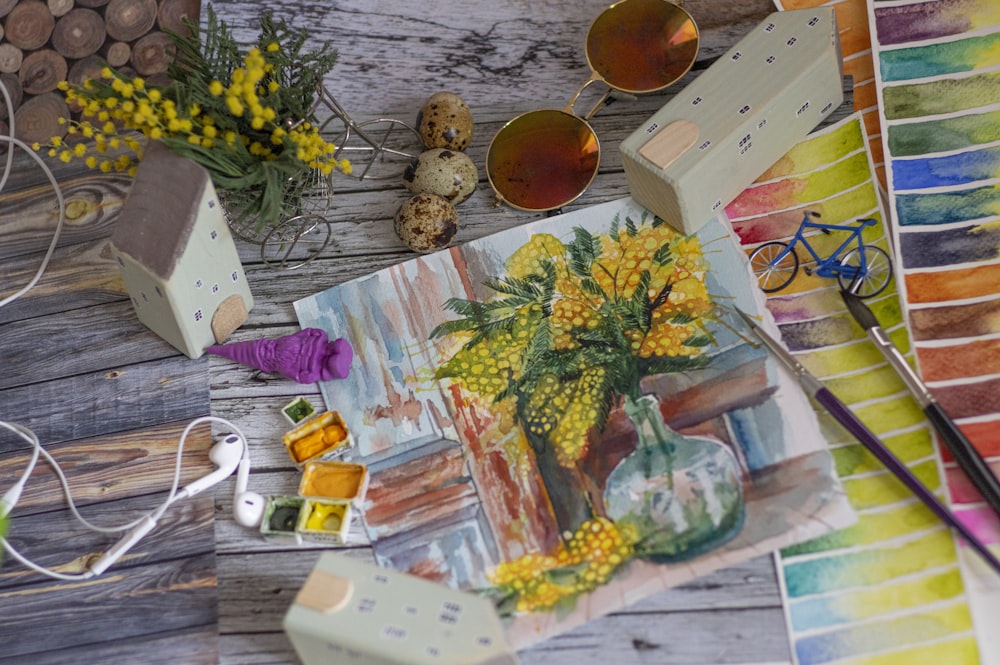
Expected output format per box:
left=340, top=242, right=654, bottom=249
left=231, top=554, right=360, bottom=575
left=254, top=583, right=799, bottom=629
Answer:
left=282, top=411, right=355, bottom=467
left=299, top=461, right=369, bottom=504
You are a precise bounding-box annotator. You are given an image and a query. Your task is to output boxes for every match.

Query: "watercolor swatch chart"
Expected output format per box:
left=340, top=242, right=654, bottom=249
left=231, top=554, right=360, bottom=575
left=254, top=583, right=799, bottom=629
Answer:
left=867, top=0, right=1000, bottom=659
left=775, top=0, right=888, bottom=187
left=728, top=115, right=990, bottom=664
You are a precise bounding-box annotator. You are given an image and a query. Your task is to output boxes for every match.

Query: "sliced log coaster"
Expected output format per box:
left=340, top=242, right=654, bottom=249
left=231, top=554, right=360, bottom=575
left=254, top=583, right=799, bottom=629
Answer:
left=0, top=0, right=201, bottom=141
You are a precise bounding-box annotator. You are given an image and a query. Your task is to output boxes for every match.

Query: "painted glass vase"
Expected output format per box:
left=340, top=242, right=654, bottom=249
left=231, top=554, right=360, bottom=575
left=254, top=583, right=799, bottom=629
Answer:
left=603, top=394, right=745, bottom=562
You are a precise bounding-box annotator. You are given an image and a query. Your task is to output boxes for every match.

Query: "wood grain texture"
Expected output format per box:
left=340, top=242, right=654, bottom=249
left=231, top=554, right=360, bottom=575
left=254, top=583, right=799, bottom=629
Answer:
left=0, top=123, right=217, bottom=662
left=0, top=0, right=811, bottom=663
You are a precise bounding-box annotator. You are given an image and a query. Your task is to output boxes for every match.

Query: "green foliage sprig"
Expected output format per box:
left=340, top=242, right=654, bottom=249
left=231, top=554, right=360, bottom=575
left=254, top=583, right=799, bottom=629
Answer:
left=35, top=5, right=351, bottom=231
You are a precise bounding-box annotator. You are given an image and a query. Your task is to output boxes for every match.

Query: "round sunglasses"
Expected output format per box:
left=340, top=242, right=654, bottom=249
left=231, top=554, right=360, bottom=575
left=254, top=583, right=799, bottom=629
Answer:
left=486, top=0, right=699, bottom=212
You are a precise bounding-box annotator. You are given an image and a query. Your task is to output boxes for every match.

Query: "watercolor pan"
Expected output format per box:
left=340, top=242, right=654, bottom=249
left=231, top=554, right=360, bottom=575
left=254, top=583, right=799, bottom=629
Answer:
left=298, top=461, right=369, bottom=505
left=281, top=396, right=317, bottom=426
left=259, top=495, right=305, bottom=545
left=296, top=498, right=352, bottom=546
left=282, top=410, right=354, bottom=468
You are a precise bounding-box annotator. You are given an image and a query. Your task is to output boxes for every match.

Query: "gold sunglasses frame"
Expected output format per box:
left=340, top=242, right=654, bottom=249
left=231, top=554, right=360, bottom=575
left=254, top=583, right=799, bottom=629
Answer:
left=486, top=0, right=700, bottom=212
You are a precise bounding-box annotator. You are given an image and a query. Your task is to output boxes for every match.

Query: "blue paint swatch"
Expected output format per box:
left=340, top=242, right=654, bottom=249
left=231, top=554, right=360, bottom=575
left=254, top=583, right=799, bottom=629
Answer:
left=879, top=32, right=1000, bottom=82
left=896, top=184, right=1000, bottom=226
left=892, top=145, right=1000, bottom=190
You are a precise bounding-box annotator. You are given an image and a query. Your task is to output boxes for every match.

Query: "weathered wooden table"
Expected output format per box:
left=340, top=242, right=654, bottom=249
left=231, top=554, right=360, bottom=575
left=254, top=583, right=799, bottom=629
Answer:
left=0, top=1, right=804, bottom=663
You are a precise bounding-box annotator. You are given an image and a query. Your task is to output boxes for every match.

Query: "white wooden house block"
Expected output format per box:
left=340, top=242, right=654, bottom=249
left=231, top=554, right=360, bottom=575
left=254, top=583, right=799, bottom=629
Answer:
left=620, top=8, right=844, bottom=234
left=110, top=142, right=254, bottom=359
left=284, top=552, right=520, bottom=665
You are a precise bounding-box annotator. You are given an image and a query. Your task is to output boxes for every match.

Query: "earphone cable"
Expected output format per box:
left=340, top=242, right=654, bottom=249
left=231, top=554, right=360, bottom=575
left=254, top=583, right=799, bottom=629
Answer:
left=0, top=416, right=247, bottom=580
left=0, top=77, right=67, bottom=309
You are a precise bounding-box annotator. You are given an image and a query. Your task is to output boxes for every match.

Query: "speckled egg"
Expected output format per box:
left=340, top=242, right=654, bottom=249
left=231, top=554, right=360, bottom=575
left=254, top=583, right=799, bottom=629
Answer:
left=403, top=148, right=479, bottom=205
left=394, top=194, right=460, bottom=253
left=416, top=92, right=474, bottom=151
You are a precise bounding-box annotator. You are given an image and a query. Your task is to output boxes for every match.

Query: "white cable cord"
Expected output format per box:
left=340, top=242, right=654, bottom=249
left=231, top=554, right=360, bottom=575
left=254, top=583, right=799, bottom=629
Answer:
left=0, top=77, right=67, bottom=309
left=0, top=76, right=16, bottom=195
left=0, top=416, right=246, bottom=580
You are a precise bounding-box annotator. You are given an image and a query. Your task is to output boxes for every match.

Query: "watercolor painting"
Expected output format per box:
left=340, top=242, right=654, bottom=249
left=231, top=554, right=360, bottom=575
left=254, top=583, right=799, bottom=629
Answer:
left=775, top=0, right=887, bottom=188
left=295, top=197, right=854, bottom=648
left=729, top=113, right=995, bottom=664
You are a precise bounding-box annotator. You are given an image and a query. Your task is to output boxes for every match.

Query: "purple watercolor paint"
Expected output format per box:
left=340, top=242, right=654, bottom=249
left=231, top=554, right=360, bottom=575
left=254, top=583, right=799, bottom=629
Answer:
left=874, top=0, right=974, bottom=46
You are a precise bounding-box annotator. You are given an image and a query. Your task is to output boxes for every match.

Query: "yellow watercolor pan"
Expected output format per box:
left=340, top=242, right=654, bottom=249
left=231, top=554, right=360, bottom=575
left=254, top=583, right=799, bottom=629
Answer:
left=298, top=461, right=369, bottom=504
left=297, top=498, right=352, bottom=545
left=282, top=410, right=354, bottom=467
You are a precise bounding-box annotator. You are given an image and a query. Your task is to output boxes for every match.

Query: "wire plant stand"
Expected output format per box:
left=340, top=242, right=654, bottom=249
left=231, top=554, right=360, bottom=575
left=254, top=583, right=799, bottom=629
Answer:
left=223, top=83, right=422, bottom=269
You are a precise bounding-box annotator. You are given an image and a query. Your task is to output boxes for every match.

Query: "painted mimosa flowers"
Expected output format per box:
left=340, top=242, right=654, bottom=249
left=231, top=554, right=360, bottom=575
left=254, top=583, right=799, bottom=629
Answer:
left=431, top=209, right=716, bottom=468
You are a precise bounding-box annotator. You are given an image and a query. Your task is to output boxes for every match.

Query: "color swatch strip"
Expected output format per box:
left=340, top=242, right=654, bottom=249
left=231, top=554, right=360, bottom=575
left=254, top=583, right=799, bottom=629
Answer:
left=869, top=0, right=1000, bottom=589
left=871, top=0, right=1000, bottom=658
left=726, top=115, right=982, bottom=664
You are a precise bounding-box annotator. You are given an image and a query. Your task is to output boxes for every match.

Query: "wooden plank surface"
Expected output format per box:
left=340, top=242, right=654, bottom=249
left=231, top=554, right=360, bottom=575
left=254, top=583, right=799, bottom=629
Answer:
left=0, top=0, right=814, bottom=663
left=0, top=106, right=219, bottom=665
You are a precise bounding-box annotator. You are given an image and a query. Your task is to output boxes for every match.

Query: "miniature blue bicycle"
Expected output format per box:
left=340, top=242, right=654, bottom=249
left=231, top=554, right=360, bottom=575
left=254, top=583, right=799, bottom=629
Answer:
left=749, top=211, right=893, bottom=298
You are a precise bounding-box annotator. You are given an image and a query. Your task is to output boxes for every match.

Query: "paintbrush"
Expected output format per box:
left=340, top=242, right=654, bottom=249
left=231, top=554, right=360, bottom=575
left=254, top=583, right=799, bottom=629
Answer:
left=841, top=290, right=1000, bottom=521
left=735, top=307, right=1000, bottom=576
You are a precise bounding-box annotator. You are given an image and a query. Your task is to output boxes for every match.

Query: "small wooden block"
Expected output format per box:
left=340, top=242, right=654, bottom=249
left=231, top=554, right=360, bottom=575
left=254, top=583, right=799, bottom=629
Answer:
left=294, top=569, right=353, bottom=613
left=638, top=119, right=699, bottom=169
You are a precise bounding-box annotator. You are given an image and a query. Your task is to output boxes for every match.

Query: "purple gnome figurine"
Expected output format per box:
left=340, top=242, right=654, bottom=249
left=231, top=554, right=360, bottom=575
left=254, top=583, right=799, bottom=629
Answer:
left=206, top=328, right=353, bottom=384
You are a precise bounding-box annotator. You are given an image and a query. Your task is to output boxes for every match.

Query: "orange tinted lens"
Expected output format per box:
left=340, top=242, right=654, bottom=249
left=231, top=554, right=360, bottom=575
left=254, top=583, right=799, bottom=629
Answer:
left=487, top=110, right=600, bottom=212
left=587, top=0, right=699, bottom=93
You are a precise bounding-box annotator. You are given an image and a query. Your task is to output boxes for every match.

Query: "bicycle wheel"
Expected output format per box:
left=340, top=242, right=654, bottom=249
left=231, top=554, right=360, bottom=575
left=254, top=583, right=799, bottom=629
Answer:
left=749, top=241, right=798, bottom=292
left=838, top=245, right=892, bottom=298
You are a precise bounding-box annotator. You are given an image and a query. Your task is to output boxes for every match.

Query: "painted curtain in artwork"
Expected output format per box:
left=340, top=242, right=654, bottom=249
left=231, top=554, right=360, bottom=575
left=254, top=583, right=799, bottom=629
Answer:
left=295, top=198, right=854, bottom=648
left=729, top=113, right=995, bottom=664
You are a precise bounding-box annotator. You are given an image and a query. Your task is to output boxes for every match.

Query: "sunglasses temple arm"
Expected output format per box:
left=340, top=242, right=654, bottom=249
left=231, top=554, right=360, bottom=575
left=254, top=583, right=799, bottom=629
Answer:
left=583, top=89, right=615, bottom=121
left=564, top=77, right=613, bottom=121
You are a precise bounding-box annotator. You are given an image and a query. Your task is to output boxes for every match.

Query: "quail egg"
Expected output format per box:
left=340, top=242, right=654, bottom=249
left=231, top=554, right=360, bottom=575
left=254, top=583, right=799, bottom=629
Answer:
left=394, top=194, right=460, bottom=253
left=416, top=92, right=474, bottom=151
left=403, top=148, right=478, bottom=205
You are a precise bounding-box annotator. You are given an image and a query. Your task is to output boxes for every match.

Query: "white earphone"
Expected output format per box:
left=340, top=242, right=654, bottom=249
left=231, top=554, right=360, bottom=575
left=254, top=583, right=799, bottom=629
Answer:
left=231, top=435, right=266, bottom=528
left=0, top=416, right=261, bottom=580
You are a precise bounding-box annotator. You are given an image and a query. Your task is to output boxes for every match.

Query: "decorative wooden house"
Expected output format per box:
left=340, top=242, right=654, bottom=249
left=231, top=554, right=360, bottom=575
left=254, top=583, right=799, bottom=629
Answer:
left=110, top=142, right=254, bottom=359
left=284, top=552, right=519, bottom=665
left=620, top=8, right=844, bottom=234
